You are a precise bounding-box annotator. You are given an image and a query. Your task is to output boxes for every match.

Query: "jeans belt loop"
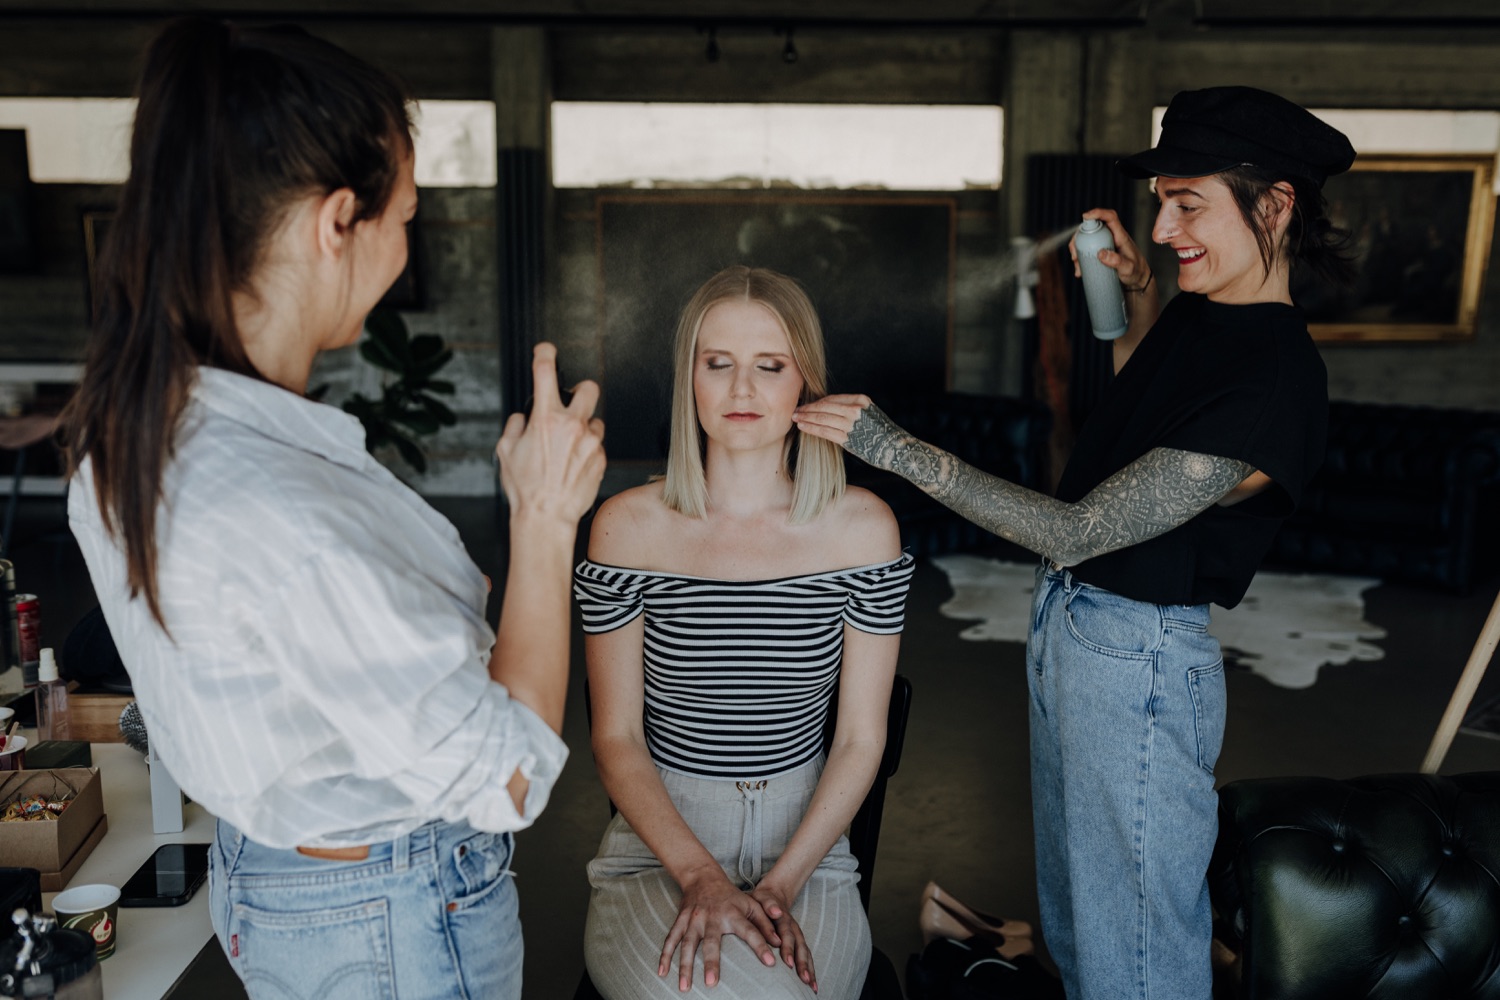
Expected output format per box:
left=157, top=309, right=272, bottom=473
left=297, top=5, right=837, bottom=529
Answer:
left=393, top=829, right=412, bottom=873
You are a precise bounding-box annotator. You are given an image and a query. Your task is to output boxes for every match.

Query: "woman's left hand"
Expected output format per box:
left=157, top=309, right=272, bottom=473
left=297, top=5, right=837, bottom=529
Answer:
left=749, top=883, right=817, bottom=993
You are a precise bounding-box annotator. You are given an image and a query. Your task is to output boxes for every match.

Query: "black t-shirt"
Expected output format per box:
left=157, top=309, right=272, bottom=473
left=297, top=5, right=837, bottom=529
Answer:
left=1055, top=292, right=1328, bottom=609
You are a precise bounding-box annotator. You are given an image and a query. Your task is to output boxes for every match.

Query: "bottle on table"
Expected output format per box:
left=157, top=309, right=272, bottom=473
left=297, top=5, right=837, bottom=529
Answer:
left=34, top=648, right=70, bottom=741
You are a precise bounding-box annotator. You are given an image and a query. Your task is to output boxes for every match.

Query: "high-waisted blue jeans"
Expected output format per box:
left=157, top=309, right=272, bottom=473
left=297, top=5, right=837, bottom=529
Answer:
left=209, top=818, right=522, bottom=1000
left=1027, top=565, right=1225, bottom=1000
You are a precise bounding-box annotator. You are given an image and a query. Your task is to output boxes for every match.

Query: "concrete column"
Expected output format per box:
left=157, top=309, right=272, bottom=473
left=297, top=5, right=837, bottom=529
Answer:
left=997, top=30, right=1081, bottom=397
left=491, top=26, right=551, bottom=417
left=997, top=29, right=1155, bottom=398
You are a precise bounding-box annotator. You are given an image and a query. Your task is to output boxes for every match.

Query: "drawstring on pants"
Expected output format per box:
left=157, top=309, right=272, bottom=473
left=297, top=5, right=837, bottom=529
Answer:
left=735, top=779, right=768, bottom=887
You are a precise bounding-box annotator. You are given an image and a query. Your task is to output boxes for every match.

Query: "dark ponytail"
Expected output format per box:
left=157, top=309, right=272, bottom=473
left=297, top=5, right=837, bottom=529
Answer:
left=1221, top=164, right=1358, bottom=288
left=60, top=17, right=412, bottom=627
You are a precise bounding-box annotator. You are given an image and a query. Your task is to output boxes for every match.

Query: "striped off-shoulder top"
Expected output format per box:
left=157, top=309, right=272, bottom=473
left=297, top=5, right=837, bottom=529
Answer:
left=573, top=552, right=915, bottom=780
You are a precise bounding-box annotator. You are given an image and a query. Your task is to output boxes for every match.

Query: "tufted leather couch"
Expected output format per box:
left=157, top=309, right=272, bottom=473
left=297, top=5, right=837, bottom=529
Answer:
left=846, top=392, right=1052, bottom=559
left=1267, top=401, right=1500, bottom=593
left=1209, top=772, right=1500, bottom=999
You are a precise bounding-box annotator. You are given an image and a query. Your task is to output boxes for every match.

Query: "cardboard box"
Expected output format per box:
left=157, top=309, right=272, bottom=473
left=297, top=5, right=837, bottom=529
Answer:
left=0, top=768, right=109, bottom=891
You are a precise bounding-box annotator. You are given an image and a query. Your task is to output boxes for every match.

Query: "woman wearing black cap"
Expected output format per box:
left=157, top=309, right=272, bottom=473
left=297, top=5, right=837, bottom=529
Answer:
left=795, top=86, right=1353, bottom=999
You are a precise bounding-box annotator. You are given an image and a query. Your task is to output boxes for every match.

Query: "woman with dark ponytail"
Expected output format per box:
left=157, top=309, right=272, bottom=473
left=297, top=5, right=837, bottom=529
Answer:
left=62, top=18, right=604, bottom=999
left=796, top=87, right=1352, bottom=999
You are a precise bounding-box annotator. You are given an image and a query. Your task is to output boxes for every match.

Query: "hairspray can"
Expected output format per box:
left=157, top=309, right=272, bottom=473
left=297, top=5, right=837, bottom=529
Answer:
left=1075, top=217, right=1128, bottom=340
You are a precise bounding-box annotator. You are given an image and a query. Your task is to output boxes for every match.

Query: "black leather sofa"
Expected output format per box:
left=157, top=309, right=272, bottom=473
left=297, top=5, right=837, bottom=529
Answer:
left=1266, top=401, right=1500, bottom=593
left=845, top=392, right=1052, bottom=560
left=1209, top=772, right=1500, bottom=999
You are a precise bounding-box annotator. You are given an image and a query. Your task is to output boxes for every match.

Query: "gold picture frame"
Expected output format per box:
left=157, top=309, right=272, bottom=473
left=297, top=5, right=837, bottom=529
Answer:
left=1305, top=154, right=1496, bottom=343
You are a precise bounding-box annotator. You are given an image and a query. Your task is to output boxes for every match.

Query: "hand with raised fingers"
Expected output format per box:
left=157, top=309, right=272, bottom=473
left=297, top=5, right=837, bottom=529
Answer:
left=659, top=871, right=780, bottom=992
left=1068, top=207, right=1154, bottom=294
left=495, top=342, right=605, bottom=525
left=750, top=882, right=817, bottom=994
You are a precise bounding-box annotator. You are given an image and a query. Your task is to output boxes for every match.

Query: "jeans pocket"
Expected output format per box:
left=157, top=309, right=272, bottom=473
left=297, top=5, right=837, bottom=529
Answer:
left=448, top=830, right=514, bottom=911
left=1063, top=586, right=1160, bottom=659
left=230, top=897, right=397, bottom=1000
left=1188, top=660, right=1227, bottom=774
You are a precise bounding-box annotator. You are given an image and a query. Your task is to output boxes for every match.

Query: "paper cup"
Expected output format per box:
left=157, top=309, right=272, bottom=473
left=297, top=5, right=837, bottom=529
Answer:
left=0, top=733, right=26, bottom=771
left=53, top=883, right=120, bottom=960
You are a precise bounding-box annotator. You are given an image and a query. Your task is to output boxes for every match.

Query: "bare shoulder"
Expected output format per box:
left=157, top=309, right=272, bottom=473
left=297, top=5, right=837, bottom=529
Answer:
left=823, top=486, right=901, bottom=564
left=587, top=483, right=672, bottom=565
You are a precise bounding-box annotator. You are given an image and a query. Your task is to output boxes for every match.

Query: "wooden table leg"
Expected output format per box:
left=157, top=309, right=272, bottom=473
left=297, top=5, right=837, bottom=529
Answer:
left=1422, top=587, right=1500, bottom=774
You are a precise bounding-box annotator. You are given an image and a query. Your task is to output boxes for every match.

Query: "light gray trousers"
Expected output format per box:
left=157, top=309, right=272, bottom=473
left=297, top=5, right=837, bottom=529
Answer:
left=583, top=758, right=871, bottom=1000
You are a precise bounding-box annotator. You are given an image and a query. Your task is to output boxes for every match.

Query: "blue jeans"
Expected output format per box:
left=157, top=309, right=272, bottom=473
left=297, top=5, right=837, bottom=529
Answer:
left=209, top=818, right=522, bottom=1000
left=1027, top=566, right=1225, bottom=1000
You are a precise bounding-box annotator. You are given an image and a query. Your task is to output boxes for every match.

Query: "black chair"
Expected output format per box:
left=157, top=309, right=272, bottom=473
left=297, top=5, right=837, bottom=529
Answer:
left=575, top=674, right=913, bottom=1000
left=1209, top=771, right=1500, bottom=999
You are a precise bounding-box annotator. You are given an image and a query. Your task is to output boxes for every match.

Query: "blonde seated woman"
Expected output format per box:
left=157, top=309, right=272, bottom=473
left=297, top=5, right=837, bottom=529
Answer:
left=575, top=266, right=914, bottom=999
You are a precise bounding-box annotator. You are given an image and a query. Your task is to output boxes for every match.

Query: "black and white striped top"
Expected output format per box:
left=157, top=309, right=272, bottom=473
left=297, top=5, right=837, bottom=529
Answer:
left=574, top=553, right=915, bottom=780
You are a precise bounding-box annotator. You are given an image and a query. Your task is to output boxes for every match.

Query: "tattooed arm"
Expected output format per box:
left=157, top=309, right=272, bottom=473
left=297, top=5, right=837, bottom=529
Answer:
left=794, top=398, right=1256, bottom=568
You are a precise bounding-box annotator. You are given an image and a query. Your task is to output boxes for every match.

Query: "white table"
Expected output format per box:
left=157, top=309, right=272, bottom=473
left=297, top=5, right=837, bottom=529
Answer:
left=39, top=743, right=216, bottom=1000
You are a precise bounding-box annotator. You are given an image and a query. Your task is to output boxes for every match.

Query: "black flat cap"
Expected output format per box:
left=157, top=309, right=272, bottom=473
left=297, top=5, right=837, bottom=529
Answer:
left=1118, top=86, right=1356, bottom=188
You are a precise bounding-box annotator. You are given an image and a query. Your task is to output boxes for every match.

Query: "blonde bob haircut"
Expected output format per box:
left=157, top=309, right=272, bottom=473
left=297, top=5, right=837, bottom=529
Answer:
left=661, top=265, right=845, bottom=524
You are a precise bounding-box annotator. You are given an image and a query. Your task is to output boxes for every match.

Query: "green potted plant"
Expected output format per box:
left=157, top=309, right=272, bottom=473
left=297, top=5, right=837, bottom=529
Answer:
left=337, top=309, right=458, bottom=473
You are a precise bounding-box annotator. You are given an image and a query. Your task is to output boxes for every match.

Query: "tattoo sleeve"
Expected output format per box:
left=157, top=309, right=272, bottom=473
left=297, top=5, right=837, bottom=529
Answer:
left=843, top=403, right=1254, bottom=567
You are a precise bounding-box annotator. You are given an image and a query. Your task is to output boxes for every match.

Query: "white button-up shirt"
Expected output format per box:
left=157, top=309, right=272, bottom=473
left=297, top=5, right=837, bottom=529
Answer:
left=70, top=367, right=568, bottom=849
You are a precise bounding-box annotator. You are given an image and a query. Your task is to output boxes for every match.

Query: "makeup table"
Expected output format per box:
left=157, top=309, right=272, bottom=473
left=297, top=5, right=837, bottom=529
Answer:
left=38, top=742, right=216, bottom=1000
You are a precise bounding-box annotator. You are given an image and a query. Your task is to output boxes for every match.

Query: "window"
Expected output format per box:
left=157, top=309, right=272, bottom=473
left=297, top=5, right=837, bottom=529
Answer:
left=552, top=102, right=1004, bottom=190
left=0, top=98, right=498, bottom=187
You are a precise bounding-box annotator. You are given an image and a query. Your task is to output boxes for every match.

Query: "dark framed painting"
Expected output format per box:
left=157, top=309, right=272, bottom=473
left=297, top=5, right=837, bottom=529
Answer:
left=1300, top=154, right=1497, bottom=343
left=82, top=209, right=113, bottom=317
left=378, top=213, right=423, bottom=309
left=596, top=193, right=957, bottom=461
left=0, top=129, right=36, bottom=275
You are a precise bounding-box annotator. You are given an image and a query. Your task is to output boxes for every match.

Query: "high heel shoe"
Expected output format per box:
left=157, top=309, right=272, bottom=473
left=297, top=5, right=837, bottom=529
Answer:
left=919, top=896, right=1035, bottom=960
left=920, top=881, right=1033, bottom=939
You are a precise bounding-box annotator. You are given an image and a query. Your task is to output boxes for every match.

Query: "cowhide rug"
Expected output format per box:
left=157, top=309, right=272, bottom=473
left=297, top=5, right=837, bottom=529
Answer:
left=931, top=555, right=1386, bottom=690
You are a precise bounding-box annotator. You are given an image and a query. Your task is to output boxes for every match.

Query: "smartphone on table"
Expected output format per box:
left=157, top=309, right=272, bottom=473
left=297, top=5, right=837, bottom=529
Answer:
left=119, top=843, right=211, bottom=907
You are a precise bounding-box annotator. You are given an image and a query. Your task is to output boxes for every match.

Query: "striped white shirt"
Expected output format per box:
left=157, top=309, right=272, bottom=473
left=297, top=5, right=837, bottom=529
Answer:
left=574, top=554, right=914, bottom=779
left=70, top=366, right=568, bottom=849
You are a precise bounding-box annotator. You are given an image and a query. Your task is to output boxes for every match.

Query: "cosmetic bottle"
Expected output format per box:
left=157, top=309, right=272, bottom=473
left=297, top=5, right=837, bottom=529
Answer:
left=35, top=648, right=71, bottom=742
left=0, top=559, right=21, bottom=700
left=1075, top=217, right=1129, bottom=340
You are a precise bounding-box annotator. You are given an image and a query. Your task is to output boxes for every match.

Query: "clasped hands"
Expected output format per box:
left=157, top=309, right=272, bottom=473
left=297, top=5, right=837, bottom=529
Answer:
left=661, top=868, right=817, bottom=993
left=496, top=343, right=606, bottom=522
